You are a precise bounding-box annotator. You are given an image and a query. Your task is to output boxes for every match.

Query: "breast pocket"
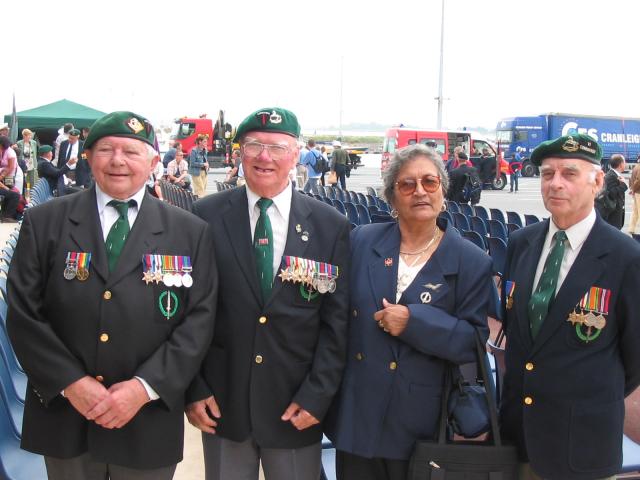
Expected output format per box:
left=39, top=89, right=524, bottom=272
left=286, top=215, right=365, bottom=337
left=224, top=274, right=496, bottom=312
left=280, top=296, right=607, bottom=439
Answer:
left=151, top=283, right=187, bottom=324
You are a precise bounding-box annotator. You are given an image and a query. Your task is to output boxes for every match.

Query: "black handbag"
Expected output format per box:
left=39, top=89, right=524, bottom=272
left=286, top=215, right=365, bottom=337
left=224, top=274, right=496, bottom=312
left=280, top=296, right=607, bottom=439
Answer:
left=408, top=334, right=519, bottom=480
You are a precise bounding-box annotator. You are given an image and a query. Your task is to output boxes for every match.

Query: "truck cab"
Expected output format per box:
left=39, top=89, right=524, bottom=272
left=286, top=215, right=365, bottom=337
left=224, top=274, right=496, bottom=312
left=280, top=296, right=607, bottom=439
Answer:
left=172, top=111, right=233, bottom=167
left=495, top=116, right=545, bottom=177
left=381, top=127, right=508, bottom=189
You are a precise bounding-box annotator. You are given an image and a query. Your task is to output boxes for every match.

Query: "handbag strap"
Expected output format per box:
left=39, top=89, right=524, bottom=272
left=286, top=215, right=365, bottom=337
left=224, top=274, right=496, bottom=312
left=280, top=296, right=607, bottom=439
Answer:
left=437, top=331, right=503, bottom=446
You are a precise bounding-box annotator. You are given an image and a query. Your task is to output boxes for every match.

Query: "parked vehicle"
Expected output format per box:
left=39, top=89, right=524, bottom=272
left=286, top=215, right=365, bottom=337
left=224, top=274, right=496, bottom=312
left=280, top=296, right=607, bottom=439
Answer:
left=496, top=113, right=640, bottom=176
left=171, top=110, right=233, bottom=167
left=381, top=127, right=508, bottom=189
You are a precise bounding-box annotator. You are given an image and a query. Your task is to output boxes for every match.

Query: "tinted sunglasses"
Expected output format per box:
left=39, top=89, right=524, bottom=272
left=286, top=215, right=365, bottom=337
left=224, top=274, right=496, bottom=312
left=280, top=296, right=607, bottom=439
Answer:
left=395, top=175, right=441, bottom=195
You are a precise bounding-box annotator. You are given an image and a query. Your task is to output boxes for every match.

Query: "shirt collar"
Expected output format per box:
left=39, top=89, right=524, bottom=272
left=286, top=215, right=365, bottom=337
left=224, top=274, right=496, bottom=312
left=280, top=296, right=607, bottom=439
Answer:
left=96, top=184, right=146, bottom=216
left=548, top=208, right=596, bottom=251
left=246, top=182, right=292, bottom=218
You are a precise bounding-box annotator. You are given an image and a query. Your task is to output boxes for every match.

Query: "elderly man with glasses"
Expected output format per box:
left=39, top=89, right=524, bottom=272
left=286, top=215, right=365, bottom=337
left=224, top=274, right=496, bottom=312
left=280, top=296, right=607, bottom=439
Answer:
left=186, top=107, right=350, bottom=480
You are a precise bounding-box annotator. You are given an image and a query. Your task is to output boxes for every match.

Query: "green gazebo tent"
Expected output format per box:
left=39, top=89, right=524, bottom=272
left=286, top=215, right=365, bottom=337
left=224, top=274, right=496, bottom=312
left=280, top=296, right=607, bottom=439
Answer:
left=4, top=99, right=105, bottom=130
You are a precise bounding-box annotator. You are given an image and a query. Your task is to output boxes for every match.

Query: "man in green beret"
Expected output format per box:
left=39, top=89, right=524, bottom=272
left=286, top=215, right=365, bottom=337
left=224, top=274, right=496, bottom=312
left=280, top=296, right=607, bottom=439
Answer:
left=36, top=144, right=77, bottom=196
left=186, top=107, right=350, bottom=479
left=499, top=133, right=640, bottom=479
left=56, top=128, right=93, bottom=190
left=8, top=111, right=218, bottom=479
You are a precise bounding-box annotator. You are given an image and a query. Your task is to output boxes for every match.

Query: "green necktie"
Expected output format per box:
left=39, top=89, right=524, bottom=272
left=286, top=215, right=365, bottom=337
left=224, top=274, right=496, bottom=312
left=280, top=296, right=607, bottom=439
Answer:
left=105, top=200, right=134, bottom=272
left=254, top=198, right=274, bottom=302
left=528, top=230, right=568, bottom=339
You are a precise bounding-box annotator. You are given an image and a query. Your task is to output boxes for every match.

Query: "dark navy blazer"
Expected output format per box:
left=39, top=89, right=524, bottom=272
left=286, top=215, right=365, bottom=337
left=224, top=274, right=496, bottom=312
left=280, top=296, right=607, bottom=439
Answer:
left=325, top=220, right=492, bottom=460
left=500, top=216, right=640, bottom=479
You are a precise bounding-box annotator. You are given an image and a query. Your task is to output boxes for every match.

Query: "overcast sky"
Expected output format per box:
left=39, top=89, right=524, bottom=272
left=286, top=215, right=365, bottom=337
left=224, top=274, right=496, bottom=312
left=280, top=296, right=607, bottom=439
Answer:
left=3, top=0, right=638, bottom=133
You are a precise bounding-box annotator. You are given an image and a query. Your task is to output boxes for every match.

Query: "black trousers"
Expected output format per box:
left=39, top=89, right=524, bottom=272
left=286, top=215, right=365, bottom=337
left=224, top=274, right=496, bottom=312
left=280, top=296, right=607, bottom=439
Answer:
left=336, top=450, right=408, bottom=480
left=0, top=188, right=20, bottom=218
left=334, top=164, right=347, bottom=190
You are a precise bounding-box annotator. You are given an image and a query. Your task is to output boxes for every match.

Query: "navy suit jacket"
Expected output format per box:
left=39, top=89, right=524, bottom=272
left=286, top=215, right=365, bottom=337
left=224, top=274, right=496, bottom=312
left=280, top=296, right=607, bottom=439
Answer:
left=325, top=221, right=492, bottom=460
left=188, top=186, right=350, bottom=448
left=500, top=216, right=640, bottom=479
left=58, top=140, right=92, bottom=188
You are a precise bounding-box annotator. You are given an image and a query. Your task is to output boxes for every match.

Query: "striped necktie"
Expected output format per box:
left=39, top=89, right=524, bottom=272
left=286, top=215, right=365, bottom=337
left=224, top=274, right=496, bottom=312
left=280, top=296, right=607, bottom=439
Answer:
left=254, top=198, right=274, bottom=302
left=105, top=200, right=135, bottom=272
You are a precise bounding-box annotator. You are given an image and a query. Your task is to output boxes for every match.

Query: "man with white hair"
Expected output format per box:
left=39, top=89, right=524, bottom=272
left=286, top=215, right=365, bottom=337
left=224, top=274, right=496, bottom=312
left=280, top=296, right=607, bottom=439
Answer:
left=8, top=111, right=217, bottom=479
left=500, top=133, right=640, bottom=480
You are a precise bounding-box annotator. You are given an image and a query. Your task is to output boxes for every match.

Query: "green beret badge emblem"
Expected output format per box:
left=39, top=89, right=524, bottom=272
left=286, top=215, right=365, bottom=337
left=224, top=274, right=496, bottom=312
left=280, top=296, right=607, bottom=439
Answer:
left=562, top=136, right=579, bottom=153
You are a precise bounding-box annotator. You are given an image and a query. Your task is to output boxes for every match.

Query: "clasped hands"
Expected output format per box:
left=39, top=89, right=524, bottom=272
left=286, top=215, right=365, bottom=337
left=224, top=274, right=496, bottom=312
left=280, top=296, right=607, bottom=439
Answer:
left=373, top=298, right=410, bottom=336
left=64, top=376, right=150, bottom=429
left=186, top=397, right=319, bottom=434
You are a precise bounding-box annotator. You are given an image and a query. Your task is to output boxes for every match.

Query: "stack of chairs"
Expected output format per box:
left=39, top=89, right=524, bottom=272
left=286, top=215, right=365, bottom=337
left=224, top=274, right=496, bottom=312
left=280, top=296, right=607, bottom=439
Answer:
left=0, top=226, right=47, bottom=478
left=158, top=180, right=197, bottom=213
left=26, top=179, right=53, bottom=208
left=304, top=185, right=392, bottom=229
left=215, top=180, right=236, bottom=192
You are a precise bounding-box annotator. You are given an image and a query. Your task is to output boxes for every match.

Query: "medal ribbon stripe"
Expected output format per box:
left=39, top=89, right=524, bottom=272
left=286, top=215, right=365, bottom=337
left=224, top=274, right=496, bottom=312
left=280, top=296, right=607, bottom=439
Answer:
left=578, top=286, right=611, bottom=314
left=506, top=281, right=515, bottom=297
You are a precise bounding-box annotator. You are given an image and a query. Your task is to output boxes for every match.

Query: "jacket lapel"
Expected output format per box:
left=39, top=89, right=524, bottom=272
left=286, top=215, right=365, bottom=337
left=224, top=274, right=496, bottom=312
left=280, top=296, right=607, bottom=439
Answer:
left=107, top=192, right=163, bottom=287
left=530, top=218, right=610, bottom=355
left=222, top=187, right=262, bottom=304
left=512, top=220, right=549, bottom=351
left=265, top=190, right=311, bottom=308
left=68, top=188, right=109, bottom=282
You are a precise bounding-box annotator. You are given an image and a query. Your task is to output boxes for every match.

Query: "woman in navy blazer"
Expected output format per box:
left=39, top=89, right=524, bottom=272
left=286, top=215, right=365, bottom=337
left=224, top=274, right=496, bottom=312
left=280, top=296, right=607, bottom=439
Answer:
left=326, top=144, right=493, bottom=480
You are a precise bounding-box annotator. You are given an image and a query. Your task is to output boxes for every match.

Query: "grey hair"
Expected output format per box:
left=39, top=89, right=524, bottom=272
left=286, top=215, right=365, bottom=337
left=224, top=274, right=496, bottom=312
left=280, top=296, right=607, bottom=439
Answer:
left=382, top=144, right=449, bottom=206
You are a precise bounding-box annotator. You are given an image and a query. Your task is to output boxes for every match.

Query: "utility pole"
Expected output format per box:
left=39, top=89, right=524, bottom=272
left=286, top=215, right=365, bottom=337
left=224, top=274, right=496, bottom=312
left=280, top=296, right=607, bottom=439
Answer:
left=339, top=55, right=344, bottom=139
left=436, top=0, right=445, bottom=129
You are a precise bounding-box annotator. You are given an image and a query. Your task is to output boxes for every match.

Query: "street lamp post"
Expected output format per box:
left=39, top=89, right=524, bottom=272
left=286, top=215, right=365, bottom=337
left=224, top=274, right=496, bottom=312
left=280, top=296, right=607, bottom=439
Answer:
left=436, top=0, right=445, bottom=129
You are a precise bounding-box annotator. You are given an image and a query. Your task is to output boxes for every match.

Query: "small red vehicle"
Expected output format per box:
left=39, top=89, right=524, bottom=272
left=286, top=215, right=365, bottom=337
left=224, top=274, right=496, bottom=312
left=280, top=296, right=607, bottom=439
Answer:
left=172, top=111, right=233, bottom=167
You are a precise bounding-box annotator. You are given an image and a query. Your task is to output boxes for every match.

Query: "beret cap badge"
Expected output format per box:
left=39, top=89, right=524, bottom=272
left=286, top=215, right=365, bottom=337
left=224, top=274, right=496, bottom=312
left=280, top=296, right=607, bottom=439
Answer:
left=562, top=136, right=580, bottom=153
left=127, top=117, right=145, bottom=134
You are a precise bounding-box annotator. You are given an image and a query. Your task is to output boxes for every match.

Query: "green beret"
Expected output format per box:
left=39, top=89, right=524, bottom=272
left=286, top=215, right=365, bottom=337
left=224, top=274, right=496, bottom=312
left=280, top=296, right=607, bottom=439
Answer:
left=38, top=145, right=53, bottom=154
left=84, top=111, right=156, bottom=150
left=530, top=133, right=602, bottom=166
left=68, top=129, right=81, bottom=136
left=233, top=107, right=300, bottom=142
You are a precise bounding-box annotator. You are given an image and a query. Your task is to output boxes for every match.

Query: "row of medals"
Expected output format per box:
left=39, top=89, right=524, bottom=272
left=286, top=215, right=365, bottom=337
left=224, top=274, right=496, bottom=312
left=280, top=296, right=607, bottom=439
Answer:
left=279, top=267, right=336, bottom=294
left=64, top=261, right=89, bottom=281
left=568, top=309, right=606, bottom=329
left=142, top=267, right=193, bottom=288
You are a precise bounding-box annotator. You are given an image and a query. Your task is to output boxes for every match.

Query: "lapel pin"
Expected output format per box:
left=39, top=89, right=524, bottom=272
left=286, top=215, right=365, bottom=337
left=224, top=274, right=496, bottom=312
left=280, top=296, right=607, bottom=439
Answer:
left=423, top=283, right=442, bottom=290
left=420, top=291, right=432, bottom=304
left=384, top=258, right=393, bottom=267
left=296, top=224, right=302, bottom=233
left=301, top=231, right=309, bottom=242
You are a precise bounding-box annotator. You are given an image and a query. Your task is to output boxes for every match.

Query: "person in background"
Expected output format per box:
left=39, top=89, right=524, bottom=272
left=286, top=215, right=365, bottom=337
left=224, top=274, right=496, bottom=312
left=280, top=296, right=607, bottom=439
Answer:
left=628, top=158, right=640, bottom=235
left=189, top=135, right=209, bottom=197
left=0, top=123, right=9, bottom=137
left=36, top=145, right=77, bottom=196
left=7, top=111, right=217, bottom=479
left=327, top=144, right=492, bottom=480
left=599, top=153, right=627, bottom=230
left=167, top=151, right=191, bottom=190
left=54, top=123, right=74, bottom=165
left=224, top=149, right=241, bottom=186
left=331, top=140, right=349, bottom=190
left=15, top=128, right=39, bottom=190
left=81, top=127, right=91, bottom=142
left=301, top=139, right=322, bottom=193
left=448, top=151, right=481, bottom=204
left=163, top=140, right=182, bottom=168
left=500, top=133, right=640, bottom=480
left=509, top=146, right=523, bottom=193
left=319, top=145, right=329, bottom=187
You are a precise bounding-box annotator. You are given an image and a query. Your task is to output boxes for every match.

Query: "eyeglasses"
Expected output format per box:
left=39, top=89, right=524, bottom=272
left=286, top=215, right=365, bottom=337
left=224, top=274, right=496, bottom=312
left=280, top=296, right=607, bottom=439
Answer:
left=395, top=175, right=441, bottom=195
left=242, top=141, right=291, bottom=161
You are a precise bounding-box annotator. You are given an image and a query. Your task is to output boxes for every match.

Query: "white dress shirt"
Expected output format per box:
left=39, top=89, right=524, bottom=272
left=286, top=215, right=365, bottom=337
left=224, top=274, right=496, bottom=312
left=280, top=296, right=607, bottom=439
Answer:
left=246, top=183, right=292, bottom=278
left=531, top=209, right=597, bottom=296
left=95, top=184, right=159, bottom=401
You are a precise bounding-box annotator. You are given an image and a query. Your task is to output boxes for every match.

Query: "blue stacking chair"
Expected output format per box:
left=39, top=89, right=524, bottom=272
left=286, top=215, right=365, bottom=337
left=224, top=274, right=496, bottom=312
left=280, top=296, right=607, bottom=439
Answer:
left=470, top=217, right=489, bottom=248
left=621, top=434, right=640, bottom=476
left=331, top=199, right=346, bottom=216
left=462, top=230, right=486, bottom=251
left=0, top=314, right=26, bottom=401
left=506, top=223, right=521, bottom=235
left=0, top=393, right=46, bottom=479
left=439, top=210, right=454, bottom=228
left=506, top=211, right=523, bottom=228
left=446, top=201, right=461, bottom=213
left=365, top=194, right=378, bottom=207
left=324, top=186, right=336, bottom=200
left=321, top=435, right=336, bottom=480
left=488, top=219, right=508, bottom=243
left=321, top=197, right=333, bottom=207
left=377, top=200, right=390, bottom=212
left=473, top=205, right=490, bottom=222
left=344, top=202, right=360, bottom=226
left=488, top=236, right=508, bottom=277
left=367, top=205, right=380, bottom=216
left=312, top=194, right=324, bottom=203
left=490, top=208, right=506, bottom=225
left=334, top=188, right=348, bottom=203
left=366, top=186, right=378, bottom=197
left=524, top=214, right=541, bottom=226
left=347, top=191, right=359, bottom=204
left=0, top=350, right=22, bottom=436
left=356, top=192, right=368, bottom=205
left=0, top=277, right=6, bottom=300
left=316, top=186, right=327, bottom=197
left=633, top=234, right=640, bottom=244
left=355, top=204, right=372, bottom=225
left=459, top=203, right=475, bottom=217
left=453, top=212, right=470, bottom=231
